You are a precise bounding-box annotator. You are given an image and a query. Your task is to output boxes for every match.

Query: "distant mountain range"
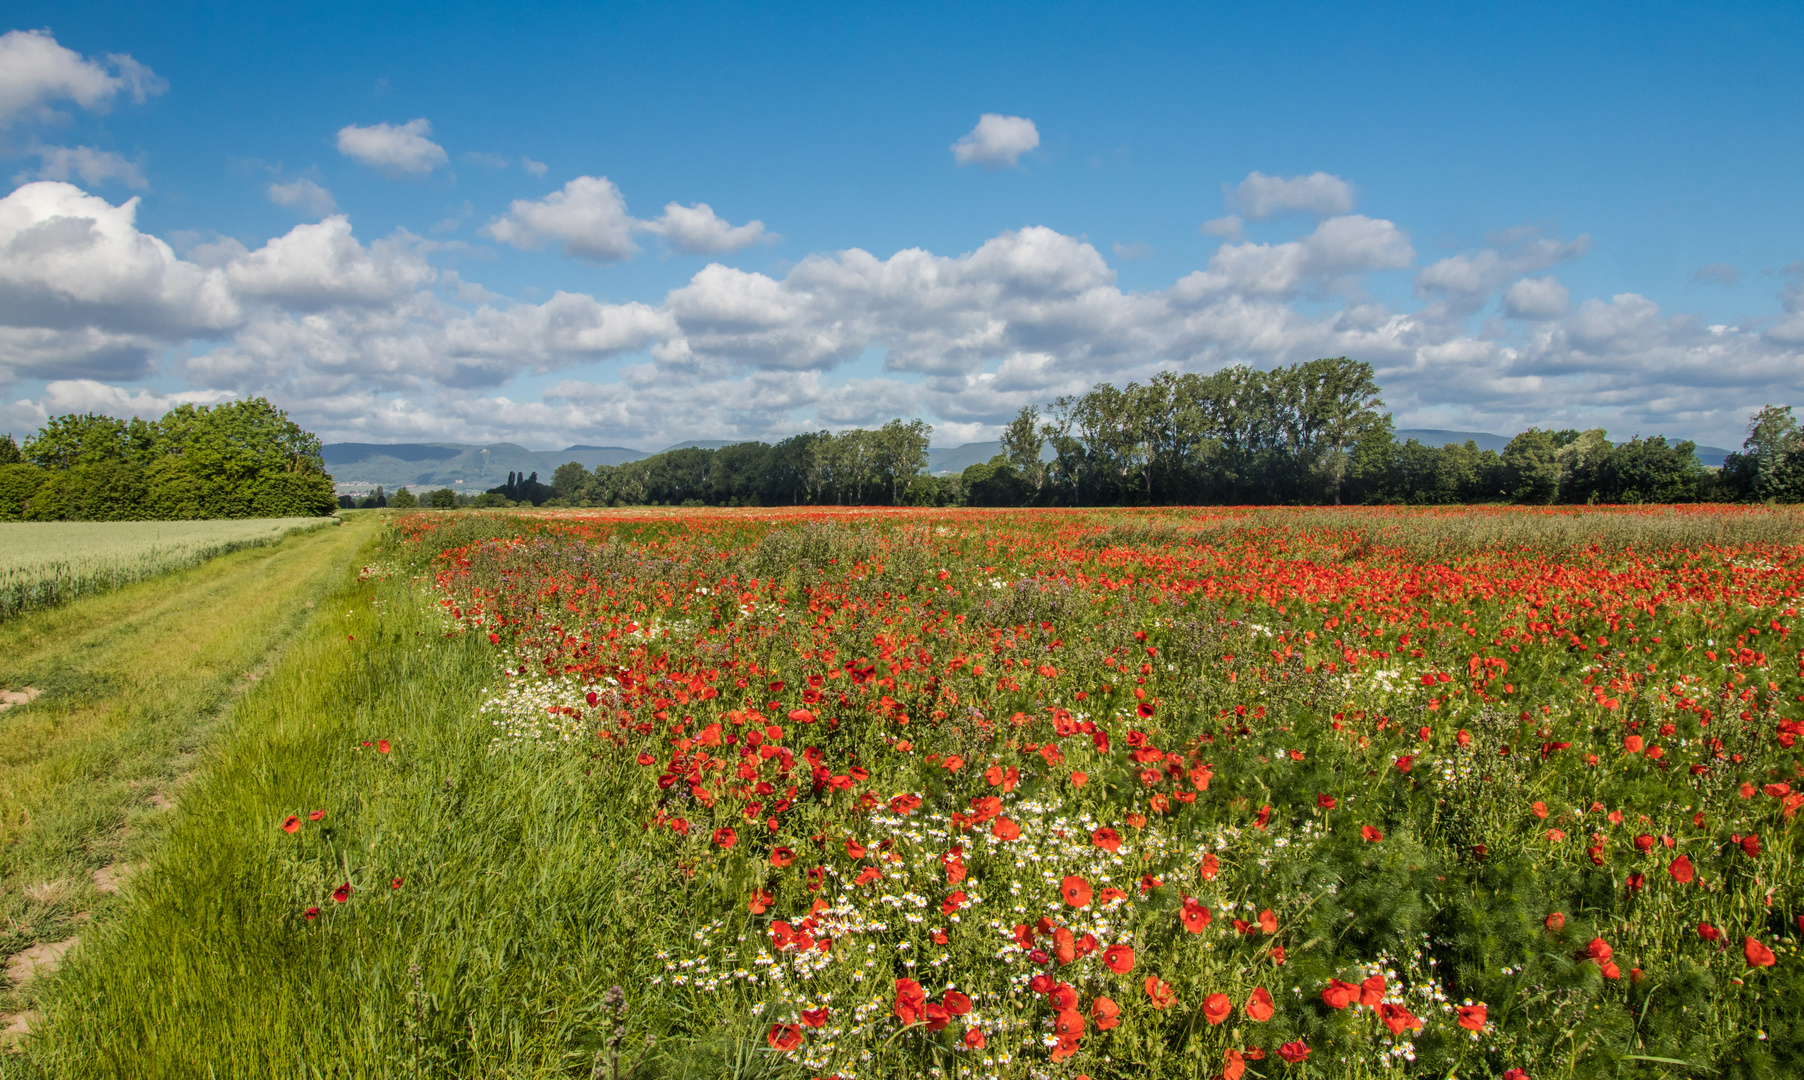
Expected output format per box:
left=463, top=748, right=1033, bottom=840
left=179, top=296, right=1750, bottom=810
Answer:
left=323, top=430, right=1736, bottom=491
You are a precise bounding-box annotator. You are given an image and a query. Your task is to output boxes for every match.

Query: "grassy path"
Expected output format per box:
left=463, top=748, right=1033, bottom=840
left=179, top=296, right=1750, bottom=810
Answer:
left=4, top=520, right=689, bottom=1080
left=0, top=517, right=377, bottom=1033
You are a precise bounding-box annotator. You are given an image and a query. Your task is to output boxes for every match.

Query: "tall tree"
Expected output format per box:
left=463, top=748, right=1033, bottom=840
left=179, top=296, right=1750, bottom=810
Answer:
left=873, top=418, right=932, bottom=503
left=999, top=406, right=1046, bottom=497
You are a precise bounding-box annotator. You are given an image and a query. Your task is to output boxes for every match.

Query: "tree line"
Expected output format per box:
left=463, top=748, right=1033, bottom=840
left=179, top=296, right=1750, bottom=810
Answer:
left=470, top=358, right=1787, bottom=509
left=11, top=361, right=1795, bottom=521
left=0, top=399, right=338, bottom=521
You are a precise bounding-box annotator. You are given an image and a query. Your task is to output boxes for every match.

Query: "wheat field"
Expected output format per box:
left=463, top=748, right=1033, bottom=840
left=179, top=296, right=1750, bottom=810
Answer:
left=0, top=518, right=338, bottom=621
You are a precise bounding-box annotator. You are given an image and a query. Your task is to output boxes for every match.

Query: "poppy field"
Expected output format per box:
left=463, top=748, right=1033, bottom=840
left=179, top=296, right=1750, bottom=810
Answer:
left=22, top=505, right=1804, bottom=1079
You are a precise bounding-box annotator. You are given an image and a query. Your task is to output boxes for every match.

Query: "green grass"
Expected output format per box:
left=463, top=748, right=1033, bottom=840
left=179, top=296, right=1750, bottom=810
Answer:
left=11, top=533, right=685, bottom=1079
left=0, top=518, right=337, bottom=622
left=0, top=516, right=378, bottom=1033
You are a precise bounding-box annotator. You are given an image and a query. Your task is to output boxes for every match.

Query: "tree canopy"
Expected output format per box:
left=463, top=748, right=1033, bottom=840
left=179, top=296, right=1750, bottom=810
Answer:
left=0, top=399, right=337, bottom=521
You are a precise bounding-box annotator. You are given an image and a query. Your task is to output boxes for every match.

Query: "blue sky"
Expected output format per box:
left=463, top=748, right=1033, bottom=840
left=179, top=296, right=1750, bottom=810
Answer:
left=2, top=1, right=1800, bottom=449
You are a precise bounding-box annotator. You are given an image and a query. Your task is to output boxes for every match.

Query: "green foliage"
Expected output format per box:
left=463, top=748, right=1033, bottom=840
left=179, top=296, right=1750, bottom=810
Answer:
left=8, top=398, right=336, bottom=521
left=389, top=487, right=419, bottom=509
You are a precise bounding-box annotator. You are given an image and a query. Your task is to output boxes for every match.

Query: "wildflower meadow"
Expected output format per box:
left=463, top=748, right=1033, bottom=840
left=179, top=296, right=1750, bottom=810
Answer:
left=22, top=505, right=1804, bottom=1079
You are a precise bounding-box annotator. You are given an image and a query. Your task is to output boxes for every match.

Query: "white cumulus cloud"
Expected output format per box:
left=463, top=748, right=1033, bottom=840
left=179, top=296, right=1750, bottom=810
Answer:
left=482, top=175, right=639, bottom=262
left=0, top=29, right=165, bottom=126
left=951, top=114, right=1040, bottom=170
left=6, top=178, right=1804, bottom=454
left=267, top=178, right=337, bottom=217
left=225, top=216, right=435, bottom=311
left=643, top=202, right=774, bottom=255
left=1227, top=171, right=1355, bottom=221
left=17, top=145, right=147, bottom=189
left=335, top=118, right=448, bottom=176
left=0, top=182, right=238, bottom=372
left=1502, top=276, right=1570, bottom=320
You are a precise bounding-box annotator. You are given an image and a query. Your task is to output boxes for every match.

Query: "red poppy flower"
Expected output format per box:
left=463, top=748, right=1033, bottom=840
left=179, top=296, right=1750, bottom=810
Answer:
left=1103, top=944, right=1135, bottom=973
left=1098, top=886, right=1128, bottom=905
left=1223, top=1048, right=1246, bottom=1080
left=1395, top=755, right=1414, bottom=773
left=1244, top=987, right=1274, bottom=1021
left=845, top=839, right=866, bottom=859
left=984, top=765, right=1004, bottom=786
left=1181, top=899, right=1212, bottom=933
left=1054, top=927, right=1076, bottom=965
left=1321, top=979, right=1358, bottom=1009
left=1316, top=793, right=1337, bottom=810
left=1532, top=801, right=1548, bottom=819
left=1358, top=975, right=1385, bottom=1007
left=1061, top=875, right=1093, bottom=907
left=309, top=810, right=325, bottom=821
left=1144, top=976, right=1174, bottom=1009
left=280, top=815, right=302, bottom=833
left=1668, top=855, right=1694, bottom=883
left=636, top=752, right=655, bottom=766
left=303, top=906, right=320, bottom=921
left=1091, top=996, right=1121, bottom=1030
left=787, top=708, right=815, bottom=725
left=332, top=882, right=352, bottom=904
left=1745, top=936, right=1777, bottom=968
left=390, top=877, right=403, bottom=889
left=853, top=867, right=883, bottom=886
left=1253, top=805, right=1271, bottom=829
left=1126, top=812, right=1147, bottom=829
left=712, top=827, right=737, bottom=849
left=748, top=888, right=774, bottom=913
left=1583, top=937, right=1613, bottom=964
left=376, top=740, right=390, bottom=754
left=923, top=1003, right=951, bottom=1032
left=1502, top=1070, right=1528, bottom=1080
left=770, top=847, right=795, bottom=867
left=1257, top=908, right=1277, bottom=933
left=1457, top=1004, right=1486, bottom=1031
left=1698, top=922, right=1721, bottom=941
left=1360, top=825, right=1383, bottom=842
left=1203, top=992, right=1231, bottom=1024
left=893, top=978, right=927, bottom=1025
left=941, top=890, right=967, bottom=914
left=962, top=1027, right=985, bottom=1050
left=1092, top=826, right=1121, bottom=852
left=1049, top=982, right=1078, bottom=1010
left=1739, top=834, right=1761, bottom=858
left=1379, top=1002, right=1422, bottom=1034
left=1199, top=853, right=1220, bottom=880
left=1137, top=701, right=1155, bottom=718
left=1054, top=1009, right=1085, bottom=1038
left=1544, top=912, right=1564, bottom=932
left=767, top=1023, right=802, bottom=1051
left=800, top=1007, right=828, bottom=1028
left=1277, top=1040, right=1310, bottom=1064
left=943, top=754, right=965, bottom=771
left=942, top=990, right=972, bottom=1016
left=992, top=817, right=1020, bottom=841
